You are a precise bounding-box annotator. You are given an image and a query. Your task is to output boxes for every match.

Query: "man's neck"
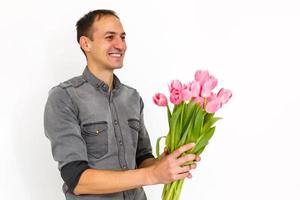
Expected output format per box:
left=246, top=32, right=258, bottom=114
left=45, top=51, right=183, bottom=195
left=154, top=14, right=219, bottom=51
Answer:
left=87, top=63, right=114, bottom=92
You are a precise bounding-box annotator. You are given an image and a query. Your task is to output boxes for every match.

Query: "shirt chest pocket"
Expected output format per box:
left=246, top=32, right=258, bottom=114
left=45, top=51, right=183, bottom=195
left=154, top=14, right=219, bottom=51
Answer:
left=82, top=121, right=108, bottom=159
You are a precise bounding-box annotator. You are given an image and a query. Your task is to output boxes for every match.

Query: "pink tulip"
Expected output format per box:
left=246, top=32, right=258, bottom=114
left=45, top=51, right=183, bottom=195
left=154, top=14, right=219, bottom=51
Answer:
left=170, top=90, right=183, bottom=105
left=217, top=88, right=232, bottom=105
left=207, top=92, right=217, bottom=101
left=201, top=76, right=218, bottom=98
left=182, top=88, right=192, bottom=101
left=182, top=83, right=190, bottom=90
left=205, top=99, right=221, bottom=113
left=190, top=81, right=201, bottom=98
left=169, top=80, right=182, bottom=93
left=153, top=93, right=168, bottom=106
left=195, top=70, right=210, bottom=86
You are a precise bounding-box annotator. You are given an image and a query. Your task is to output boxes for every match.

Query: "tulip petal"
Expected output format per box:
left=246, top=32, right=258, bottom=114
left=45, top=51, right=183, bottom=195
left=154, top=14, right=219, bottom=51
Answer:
left=195, top=70, right=210, bottom=86
left=205, top=99, right=221, bottom=113
left=217, top=88, right=232, bottom=105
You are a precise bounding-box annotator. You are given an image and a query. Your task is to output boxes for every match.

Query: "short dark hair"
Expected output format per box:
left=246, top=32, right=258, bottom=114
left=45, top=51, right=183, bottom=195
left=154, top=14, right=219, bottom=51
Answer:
left=76, top=9, right=119, bottom=55
left=76, top=9, right=119, bottom=43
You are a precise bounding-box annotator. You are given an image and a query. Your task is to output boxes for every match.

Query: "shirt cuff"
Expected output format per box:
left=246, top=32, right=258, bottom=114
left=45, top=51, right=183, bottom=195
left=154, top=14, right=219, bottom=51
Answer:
left=60, top=160, right=90, bottom=193
left=136, top=153, right=155, bottom=167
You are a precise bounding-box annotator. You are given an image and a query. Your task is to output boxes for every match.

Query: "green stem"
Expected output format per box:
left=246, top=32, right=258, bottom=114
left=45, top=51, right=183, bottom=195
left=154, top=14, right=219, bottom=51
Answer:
left=174, top=180, right=184, bottom=200
left=162, top=183, right=170, bottom=199
left=162, top=180, right=185, bottom=200
left=163, top=181, right=176, bottom=200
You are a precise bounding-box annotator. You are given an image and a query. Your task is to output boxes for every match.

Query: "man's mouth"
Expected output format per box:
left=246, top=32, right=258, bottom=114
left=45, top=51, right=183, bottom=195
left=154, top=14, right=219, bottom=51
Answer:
left=108, top=52, right=122, bottom=57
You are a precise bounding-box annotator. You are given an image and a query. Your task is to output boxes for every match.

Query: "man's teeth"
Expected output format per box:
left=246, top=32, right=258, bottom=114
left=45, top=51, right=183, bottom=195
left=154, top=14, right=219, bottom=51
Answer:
left=109, top=53, right=121, bottom=57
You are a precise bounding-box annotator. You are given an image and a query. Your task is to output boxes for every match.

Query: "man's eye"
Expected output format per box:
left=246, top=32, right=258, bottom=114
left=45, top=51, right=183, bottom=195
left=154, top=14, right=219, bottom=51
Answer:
left=121, top=36, right=126, bottom=41
left=106, top=35, right=113, bottom=40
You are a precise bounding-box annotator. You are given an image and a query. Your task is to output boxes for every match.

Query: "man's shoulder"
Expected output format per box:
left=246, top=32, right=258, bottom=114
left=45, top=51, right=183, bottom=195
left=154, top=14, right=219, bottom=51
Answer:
left=47, top=75, right=86, bottom=100
left=58, top=75, right=86, bottom=89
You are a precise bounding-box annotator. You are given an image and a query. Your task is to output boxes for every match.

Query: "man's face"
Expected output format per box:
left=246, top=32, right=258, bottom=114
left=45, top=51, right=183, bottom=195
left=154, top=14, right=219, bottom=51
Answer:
left=87, top=15, right=127, bottom=70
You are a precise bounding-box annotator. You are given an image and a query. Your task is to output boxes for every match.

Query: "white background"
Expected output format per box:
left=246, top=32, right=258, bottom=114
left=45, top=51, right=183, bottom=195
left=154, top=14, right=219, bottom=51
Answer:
left=1, top=0, right=300, bottom=199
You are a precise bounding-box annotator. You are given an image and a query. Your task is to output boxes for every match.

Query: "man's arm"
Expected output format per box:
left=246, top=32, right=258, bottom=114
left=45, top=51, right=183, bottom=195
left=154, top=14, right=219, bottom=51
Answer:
left=74, top=143, right=200, bottom=195
left=73, top=167, right=149, bottom=195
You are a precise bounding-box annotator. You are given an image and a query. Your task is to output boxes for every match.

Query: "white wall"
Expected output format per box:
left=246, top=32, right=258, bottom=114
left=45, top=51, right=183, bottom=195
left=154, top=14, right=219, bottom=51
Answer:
left=1, top=0, right=300, bottom=199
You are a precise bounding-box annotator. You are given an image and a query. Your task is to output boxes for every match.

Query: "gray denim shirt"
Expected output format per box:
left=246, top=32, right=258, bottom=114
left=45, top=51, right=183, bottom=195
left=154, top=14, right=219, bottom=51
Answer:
left=44, top=67, right=153, bottom=200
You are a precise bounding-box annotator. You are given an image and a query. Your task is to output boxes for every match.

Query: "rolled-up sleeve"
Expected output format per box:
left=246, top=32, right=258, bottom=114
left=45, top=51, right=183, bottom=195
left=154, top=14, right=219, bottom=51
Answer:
left=135, top=98, right=155, bottom=166
left=44, top=86, right=88, bottom=170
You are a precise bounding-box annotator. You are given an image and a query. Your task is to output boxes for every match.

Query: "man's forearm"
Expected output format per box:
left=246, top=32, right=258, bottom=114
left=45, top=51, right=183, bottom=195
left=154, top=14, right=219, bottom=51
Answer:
left=73, top=143, right=200, bottom=196
left=73, top=167, right=152, bottom=195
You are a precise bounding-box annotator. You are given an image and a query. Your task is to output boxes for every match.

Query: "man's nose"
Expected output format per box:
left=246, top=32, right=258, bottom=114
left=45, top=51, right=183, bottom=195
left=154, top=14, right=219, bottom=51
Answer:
left=113, top=37, right=126, bottom=51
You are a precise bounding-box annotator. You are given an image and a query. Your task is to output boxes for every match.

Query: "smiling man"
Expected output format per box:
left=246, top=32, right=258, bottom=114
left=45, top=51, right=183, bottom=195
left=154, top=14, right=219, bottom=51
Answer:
left=44, top=9, right=200, bottom=200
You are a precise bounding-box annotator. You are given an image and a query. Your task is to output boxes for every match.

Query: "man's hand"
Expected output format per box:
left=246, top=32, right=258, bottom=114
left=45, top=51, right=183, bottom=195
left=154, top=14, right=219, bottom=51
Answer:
left=146, top=143, right=201, bottom=185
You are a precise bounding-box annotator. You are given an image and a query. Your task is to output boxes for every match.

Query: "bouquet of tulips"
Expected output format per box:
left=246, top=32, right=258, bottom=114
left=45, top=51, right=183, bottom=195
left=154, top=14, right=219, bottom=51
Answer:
left=153, top=70, right=232, bottom=200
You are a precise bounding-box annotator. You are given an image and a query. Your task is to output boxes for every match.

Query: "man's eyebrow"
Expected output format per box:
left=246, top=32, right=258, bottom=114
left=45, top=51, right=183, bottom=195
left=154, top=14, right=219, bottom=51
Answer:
left=105, top=31, right=126, bottom=36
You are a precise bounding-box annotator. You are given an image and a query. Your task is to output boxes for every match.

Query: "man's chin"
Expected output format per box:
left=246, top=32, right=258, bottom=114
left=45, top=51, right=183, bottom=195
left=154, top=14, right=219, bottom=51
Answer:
left=111, top=64, right=123, bottom=70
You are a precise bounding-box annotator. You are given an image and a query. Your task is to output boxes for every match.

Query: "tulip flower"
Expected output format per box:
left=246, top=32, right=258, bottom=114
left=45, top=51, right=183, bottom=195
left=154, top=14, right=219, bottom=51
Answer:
left=181, top=84, right=192, bottom=101
left=201, top=76, right=218, bottom=98
left=190, top=81, right=201, bottom=98
left=153, top=93, right=168, bottom=107
left=195, top=70, right=210, bottom=86
left=205, top=99, right=221, bottom=113
left=169, top=80, right=182, bottom=93
left=217, top=88, right=232, bottom=106
left=170, top=90, right=183, bottom=105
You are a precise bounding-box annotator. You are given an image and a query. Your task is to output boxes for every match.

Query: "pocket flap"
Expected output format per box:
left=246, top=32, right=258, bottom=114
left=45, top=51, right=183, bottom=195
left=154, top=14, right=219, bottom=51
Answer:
left=128, top=118, right=140, bottom=132
left=82, top=121, right=108, bottom=135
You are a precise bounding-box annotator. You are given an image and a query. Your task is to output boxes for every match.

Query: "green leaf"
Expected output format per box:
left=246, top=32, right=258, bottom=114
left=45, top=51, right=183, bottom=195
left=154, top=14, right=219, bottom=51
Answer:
left=169, top=104, right=183, bottom=152
left=189, top=107, right=206, bottom=142
left=204, top=113, right=214, bottom=124
left=202, top=116, right=222, bottom=133
left=179, top=106, right=198, bottom=145
left=196, top=146, right=206, bottom=155
left=179, top=102, right=198, bottom=143
left=177, top=118, right=194, bottom=147
left=165, top=133, right=170, bottom=150
left=193, top=126, right=216, bottom=154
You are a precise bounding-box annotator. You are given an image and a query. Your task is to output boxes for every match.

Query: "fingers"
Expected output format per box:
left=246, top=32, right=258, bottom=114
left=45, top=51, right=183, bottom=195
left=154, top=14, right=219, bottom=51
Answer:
left=171, top=143, right=195, bottom=158
left=174, top=172, right=191, bottom=180
left=174, top=172, right=189, bottom=180
left=176, top=154, right=197, bottom=165
left=178, top=163, right=197, bottom=174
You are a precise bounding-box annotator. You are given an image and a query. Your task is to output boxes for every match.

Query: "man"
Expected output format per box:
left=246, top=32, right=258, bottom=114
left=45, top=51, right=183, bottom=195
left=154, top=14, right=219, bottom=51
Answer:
left=44, top=9, right=200, bottom=200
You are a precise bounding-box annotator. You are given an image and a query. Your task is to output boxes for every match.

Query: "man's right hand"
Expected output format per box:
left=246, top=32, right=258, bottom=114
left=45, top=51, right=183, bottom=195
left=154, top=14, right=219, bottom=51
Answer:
left=146, top=143, right=201, bottom=185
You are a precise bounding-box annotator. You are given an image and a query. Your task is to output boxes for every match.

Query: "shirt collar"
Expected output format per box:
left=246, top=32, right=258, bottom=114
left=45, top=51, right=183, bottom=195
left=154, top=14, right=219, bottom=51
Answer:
left=82, top=66, right=121, bottom=93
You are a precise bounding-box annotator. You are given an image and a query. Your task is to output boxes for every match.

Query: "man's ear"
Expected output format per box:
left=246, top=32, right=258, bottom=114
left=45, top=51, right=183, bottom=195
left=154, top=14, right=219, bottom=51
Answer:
left=79, top=36, right=91, bottom=52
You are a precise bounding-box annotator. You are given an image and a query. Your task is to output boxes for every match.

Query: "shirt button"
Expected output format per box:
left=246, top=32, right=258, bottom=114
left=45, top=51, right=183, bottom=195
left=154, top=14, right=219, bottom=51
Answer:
left=119, top=141, right=123, bottom=145
left=103, top=85, right=109, bottom=92
left=114, top=120, right=118, bottom=125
